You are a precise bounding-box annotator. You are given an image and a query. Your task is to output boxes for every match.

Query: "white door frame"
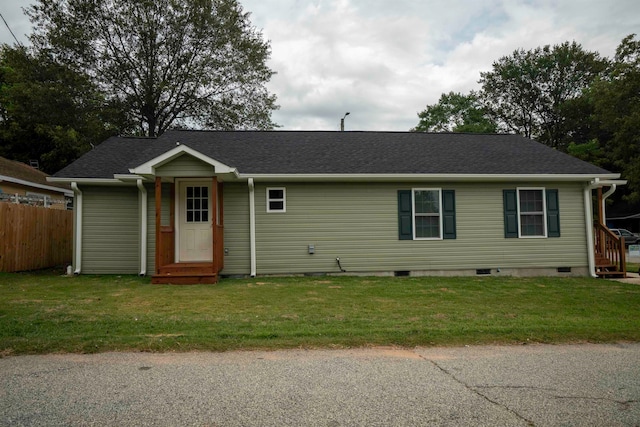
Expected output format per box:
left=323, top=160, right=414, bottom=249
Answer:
left=174, top=178, right=213, bottom=262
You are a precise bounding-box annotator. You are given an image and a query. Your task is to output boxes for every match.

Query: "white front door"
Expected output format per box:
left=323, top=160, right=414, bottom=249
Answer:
left=177, top=181, right=212, bottom=262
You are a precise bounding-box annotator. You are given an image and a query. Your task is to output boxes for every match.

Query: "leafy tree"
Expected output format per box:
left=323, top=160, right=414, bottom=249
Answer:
left=412, top=91, right=497, bottom=133
left=567, top=139, right=606, bottom=167
left=478, top=41, right=608, bottom=150
left=0, top=45, right=115, bottom=173
left=588, top=34, right=640, bottom=202
left=27, top=0, right=279, bottom=137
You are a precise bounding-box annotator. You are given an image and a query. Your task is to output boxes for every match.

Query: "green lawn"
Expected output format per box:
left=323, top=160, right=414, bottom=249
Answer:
left=1, top=271, right=639, bottom=355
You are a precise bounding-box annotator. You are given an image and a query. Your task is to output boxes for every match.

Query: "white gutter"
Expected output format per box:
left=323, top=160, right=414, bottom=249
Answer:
left=248, top=178, right=257, bottom=277
left=136, top=179, right=147, bottom=276
left=71, top=182, right=83, bottom=275
left=240, top=173, right=622, bottom=183
left=601, top=184, right=617, bottom=225
left=49, top=173, right=624, bottom=185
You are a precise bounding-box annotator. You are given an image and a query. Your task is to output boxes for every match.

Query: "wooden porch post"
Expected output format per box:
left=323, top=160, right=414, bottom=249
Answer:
left=155, top=177, right=162, bottom=274
left=211, top=177, right=218, bottom=274
left=169, top=183, right=175, bottom=229
left=597, top=187, right=604, bottom=226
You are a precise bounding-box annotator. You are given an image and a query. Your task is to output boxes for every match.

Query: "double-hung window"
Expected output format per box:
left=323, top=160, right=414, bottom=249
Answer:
left=267, top=188, right=286, bottom=212
left=518, top=188, right=545, bottom=237
left=413, top=189, right=442, bottom=239
left=503, top=188, right=560, bottom=238
left=398, top=188, right=456, bottom=240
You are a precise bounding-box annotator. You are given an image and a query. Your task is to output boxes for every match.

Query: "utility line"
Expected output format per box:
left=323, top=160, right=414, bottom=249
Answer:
left=0, top=11, right=23, bottom=46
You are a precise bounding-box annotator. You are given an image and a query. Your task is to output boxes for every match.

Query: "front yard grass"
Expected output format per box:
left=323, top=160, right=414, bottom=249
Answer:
left=1, top=271, right=639, bottom=355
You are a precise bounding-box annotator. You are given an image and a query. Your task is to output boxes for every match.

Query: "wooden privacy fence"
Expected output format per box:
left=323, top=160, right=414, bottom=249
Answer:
left=0, top=202, right=73, bottom=272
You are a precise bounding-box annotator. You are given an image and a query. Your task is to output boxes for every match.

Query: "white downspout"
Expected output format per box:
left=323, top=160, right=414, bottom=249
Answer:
left=71, top=182, right=83, bottom=275
left=601, top=184, right=617, bottom=226
left=584, top=179, right=602, bottom=278
left=136, top=179, right=147, bottom=276
left=248, top=178, right=257, bottom=277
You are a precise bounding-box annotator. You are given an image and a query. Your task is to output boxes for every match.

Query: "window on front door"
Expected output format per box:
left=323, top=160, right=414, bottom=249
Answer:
left=186, top=186, right=209, bottom=223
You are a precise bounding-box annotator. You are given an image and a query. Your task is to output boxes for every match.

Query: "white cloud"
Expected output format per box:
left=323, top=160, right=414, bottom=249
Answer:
left=0, top=4, right=31, bottom=46
left=2, top=0, right=639, bottom=131
left=245, top=0, right=640, bottom=130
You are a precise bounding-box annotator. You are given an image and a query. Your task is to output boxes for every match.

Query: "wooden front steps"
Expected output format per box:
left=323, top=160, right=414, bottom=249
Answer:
left=152, top=262, right=219, bottom=285
left=593, top=223, right=627, bottom=278
left=595, top=253, right=626, bottom=278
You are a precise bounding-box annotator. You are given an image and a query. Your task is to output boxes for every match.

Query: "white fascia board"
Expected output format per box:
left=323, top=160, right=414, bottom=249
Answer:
left=592, top=179, right=627, bottom=186
left=2, top=175, right=74, bottom=196
left=113, top=174, right=148, bottom=181
left=240, top=173, right=621, bottom=183
left=128, top=145, right=238, bottom=176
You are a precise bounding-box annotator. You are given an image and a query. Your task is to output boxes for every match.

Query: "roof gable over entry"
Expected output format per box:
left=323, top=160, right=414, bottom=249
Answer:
left=51, top=130, right=619, bottom=182
left=130, top=144, right=237, bottom=178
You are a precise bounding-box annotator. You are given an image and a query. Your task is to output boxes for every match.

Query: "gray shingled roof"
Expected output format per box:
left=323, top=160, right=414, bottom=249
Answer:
left=53, top=130, right=612, bottom=178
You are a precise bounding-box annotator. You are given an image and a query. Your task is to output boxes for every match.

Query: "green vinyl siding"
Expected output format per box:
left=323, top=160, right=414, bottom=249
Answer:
left=82, top=186, right=139, bottom=274
left=155, top=154, right=214, bottom=177
left=251, top=182, right=588, bottom=275
left=220, top=182, right=251, bottom=275
left=78, top=180, right=589, bottom=276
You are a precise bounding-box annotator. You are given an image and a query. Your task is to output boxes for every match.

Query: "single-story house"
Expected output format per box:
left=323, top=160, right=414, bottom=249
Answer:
left=0, top=156, right=72, bottom=209
left=48, top=130, right=627, bottom=283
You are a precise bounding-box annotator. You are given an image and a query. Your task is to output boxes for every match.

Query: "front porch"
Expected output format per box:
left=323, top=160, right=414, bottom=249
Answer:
left=151, top=177, right=225, bottom=284
left=593, top=188, right=627, bottom=278
left=154, top=262, right=220, bottom=284
left=594, top=223, right=627, bottom=277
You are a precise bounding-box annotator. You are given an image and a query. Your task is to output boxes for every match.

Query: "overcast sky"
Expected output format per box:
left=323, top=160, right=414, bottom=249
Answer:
left=1, top=0, right=639, bottom=131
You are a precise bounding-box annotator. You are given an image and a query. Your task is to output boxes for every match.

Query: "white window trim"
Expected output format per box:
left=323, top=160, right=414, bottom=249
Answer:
left=412, top=188, right=443, bottom=240
left=516, top=187, right=547, bottom=238
left=266, top=187, right=286, bottom=213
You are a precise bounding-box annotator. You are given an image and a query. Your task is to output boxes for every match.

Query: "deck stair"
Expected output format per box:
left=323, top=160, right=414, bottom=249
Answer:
left=594, top=253, right=626, bottom=277
left=593, top=223, right=627, bottom=278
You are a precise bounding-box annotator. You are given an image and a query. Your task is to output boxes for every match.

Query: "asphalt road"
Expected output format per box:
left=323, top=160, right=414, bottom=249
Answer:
left=1, top=343, right=639, bottom=426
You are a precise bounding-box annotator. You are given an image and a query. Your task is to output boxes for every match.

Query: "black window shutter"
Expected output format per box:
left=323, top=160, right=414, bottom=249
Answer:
left=503, top=189, right=518, bottom=238
left=546, top=189, right=560, bottom=237
left=398, top=190, right=413, bottom=240
left=442, top=190, right=456, bottom=239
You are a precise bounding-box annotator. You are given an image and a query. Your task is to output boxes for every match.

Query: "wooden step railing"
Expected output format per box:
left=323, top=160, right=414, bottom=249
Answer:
left=593, top=223, right=626, bottom=277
